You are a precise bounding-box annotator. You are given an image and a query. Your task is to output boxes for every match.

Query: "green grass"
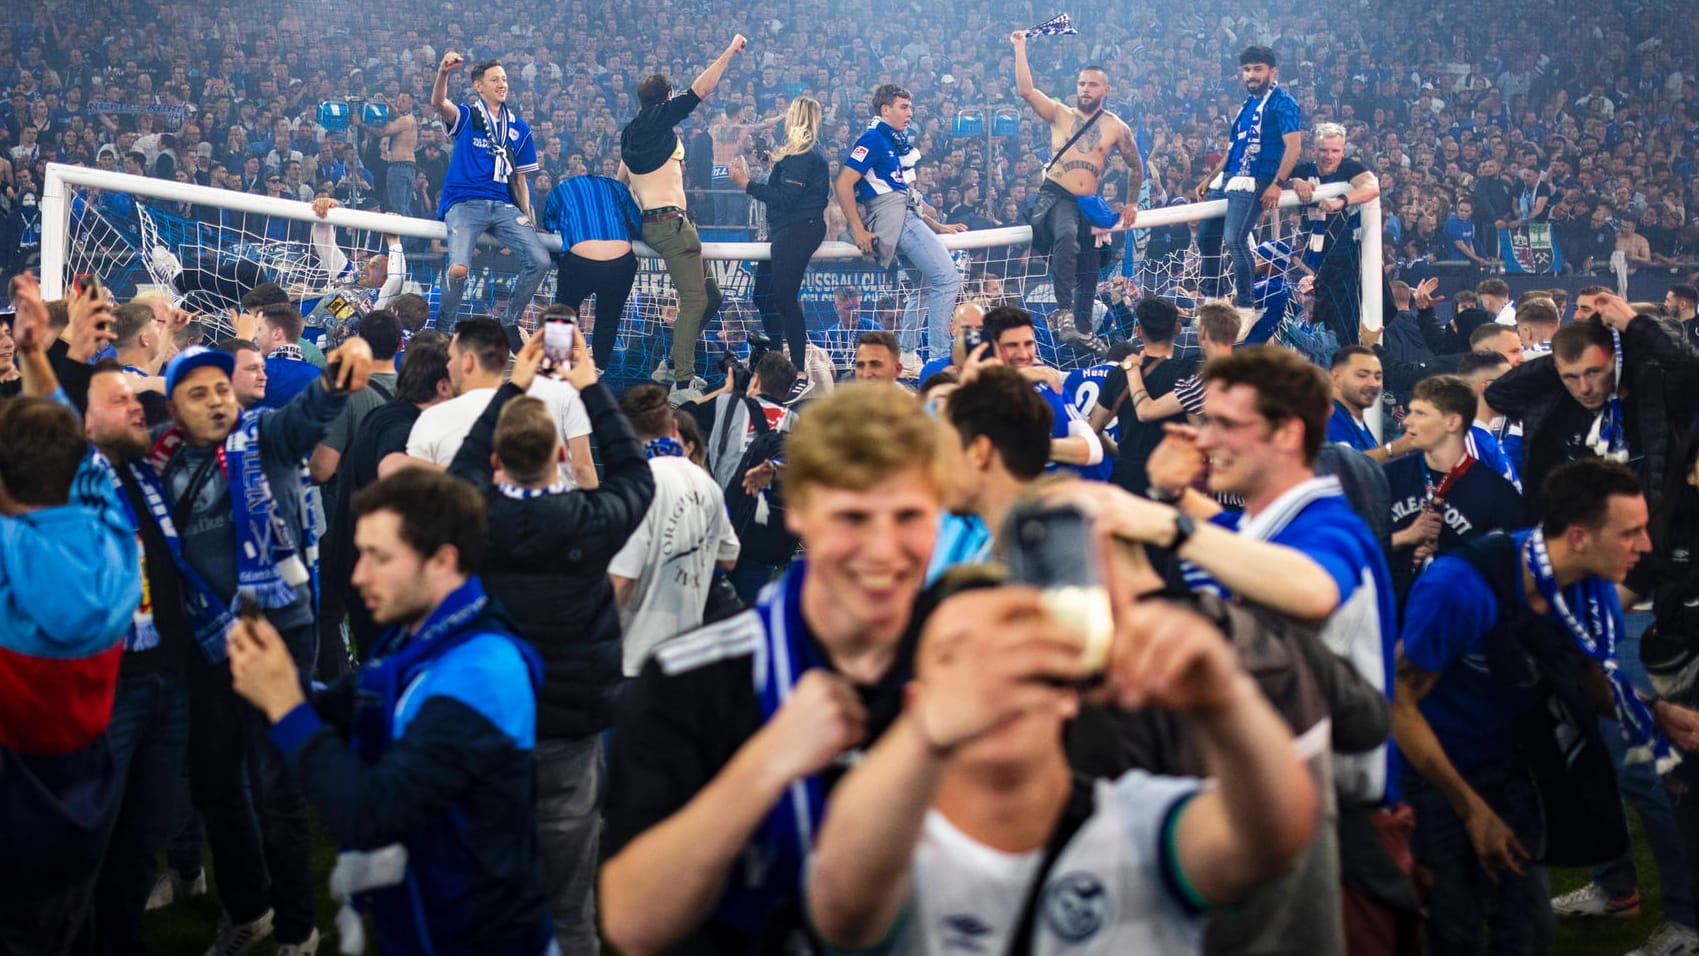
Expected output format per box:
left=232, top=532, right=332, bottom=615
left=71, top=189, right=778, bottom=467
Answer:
left=141, top=818, right=346, bottom=955
left=1552, top=812, right=1668, bottom=956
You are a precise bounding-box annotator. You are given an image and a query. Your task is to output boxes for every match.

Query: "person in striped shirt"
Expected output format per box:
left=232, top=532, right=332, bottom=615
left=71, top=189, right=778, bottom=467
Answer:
left=541, top=174, right=642, bottom=371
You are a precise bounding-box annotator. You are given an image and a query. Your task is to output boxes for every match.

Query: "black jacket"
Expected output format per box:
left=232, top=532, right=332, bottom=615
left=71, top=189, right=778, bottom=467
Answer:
left=448, top=381, right=655, bottom=740
left=1486, top=314, right=1699, bottom=516
left=745, top=146, right=829, bottom=235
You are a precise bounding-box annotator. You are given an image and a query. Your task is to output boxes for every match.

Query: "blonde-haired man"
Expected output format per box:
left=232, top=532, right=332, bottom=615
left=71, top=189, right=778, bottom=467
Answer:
left=600, top=383, right=945, bottom=955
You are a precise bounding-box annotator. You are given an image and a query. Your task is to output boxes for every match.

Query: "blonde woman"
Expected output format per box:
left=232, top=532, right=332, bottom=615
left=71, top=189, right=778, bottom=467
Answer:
left=731, top=95, right=829, bottom=371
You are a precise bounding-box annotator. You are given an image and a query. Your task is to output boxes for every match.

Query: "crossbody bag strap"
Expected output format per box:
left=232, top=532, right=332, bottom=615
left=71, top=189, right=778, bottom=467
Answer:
left=1004, top=774, right=1098, bottom=956
left=1042, top=111, right=1105, bottom=176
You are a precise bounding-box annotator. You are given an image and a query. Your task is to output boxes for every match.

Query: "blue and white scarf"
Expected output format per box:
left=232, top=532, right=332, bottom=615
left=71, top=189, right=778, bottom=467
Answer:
left=496, top=479, right=569, bottom=499
left=1230, top=84, right=1278, bottom=182
left=95, top=450, right=236, bottom=661
left=1025, top=12, right=1078, bottom=36
left=644, top=436, right=685, bottom=459
left=1585, top=326, right=1628, bottom=462
left=471, top=97, right=515, bottom=184
left=1526, top=527, right=1678, bottom=772
left=151, top=412, right=308, bottom=615
left=717, top=562, right=831, bottom=934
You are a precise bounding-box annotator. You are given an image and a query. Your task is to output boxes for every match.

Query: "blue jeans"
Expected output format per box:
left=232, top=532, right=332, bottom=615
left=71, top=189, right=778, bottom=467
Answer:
left=895, top=211, right=960, bottom=362
left=1591, top=613, right=1697, bottom=926
left=385, top=162, right=417, bottom=219
left=438, top=199, right=550, bottom=331
left=1195, top=180, right=1269, bottom=308
left=1407, top=763, right=1552, bottom=955
left=88, top=672, right=192, bottom=954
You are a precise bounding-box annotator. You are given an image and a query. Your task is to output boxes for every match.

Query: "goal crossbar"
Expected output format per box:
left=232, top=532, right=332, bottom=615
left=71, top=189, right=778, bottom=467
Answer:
left=42, top=162, right=1377, bottom=324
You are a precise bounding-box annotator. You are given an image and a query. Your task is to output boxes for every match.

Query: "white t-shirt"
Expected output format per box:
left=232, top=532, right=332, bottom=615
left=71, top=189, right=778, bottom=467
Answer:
left=609, top=456, right=741, bottom=675
left=404, top=379, right=592, bottom=485
left=862, top=771, right=1204, bottom=955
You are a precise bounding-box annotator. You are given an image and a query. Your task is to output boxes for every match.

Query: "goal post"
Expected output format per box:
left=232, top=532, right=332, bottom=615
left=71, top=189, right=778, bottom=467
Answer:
left=40, top=162, right=1378, bottom=379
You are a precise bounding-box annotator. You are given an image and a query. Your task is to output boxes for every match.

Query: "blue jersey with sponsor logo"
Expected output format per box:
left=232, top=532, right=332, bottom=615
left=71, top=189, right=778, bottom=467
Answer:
left=439, top=102, right=539, bottom=217
left=843, top=121, right=918, bottom=202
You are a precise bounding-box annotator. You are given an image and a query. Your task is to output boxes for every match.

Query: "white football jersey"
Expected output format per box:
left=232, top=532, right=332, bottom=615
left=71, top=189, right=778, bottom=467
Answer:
left=872, top=770, right=1204, bottom=955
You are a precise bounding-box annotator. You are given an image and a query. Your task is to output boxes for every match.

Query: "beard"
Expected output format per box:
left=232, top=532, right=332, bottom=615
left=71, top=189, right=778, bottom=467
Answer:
left=1076, top=94, right=1100, bottom=112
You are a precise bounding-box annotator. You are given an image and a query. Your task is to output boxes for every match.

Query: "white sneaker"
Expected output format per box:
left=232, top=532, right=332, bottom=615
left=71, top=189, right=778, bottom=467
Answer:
left=148, top=244, right=185, bottom=282
left=1627, top=921, right=1699, bottom=956
left=667, top=378, right=707, bottom=408
left=203, top=909, right=275, bottom=956
left=1552, top=882, right=1641, bottom=918
left=145, top=868, right=207, bottom=911
left=1235, top=305, right=1259, bottom=342
left=275, top=928, right=321, bottom=956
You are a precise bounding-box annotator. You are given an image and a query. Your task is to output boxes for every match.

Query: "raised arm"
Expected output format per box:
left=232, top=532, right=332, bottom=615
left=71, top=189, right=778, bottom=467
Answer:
left=1125, top=602, right=1318, bottom=904
left=809, top=590, right=1088, bottom=950
left=689, top=35, right=747, bottom=100
left=1009, top=32, right=1061, bottom=122
left=431, top=51, right=464, bottom=128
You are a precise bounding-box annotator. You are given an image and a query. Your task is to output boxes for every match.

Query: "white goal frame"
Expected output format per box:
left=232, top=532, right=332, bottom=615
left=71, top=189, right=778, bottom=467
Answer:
left=41, top=161, right=1379, bottom=327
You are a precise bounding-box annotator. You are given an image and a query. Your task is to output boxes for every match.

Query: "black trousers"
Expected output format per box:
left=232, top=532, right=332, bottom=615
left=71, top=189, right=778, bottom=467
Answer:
left=555, top=250, right=639, bottom=371
left=752, top=218, right=827, bottom=367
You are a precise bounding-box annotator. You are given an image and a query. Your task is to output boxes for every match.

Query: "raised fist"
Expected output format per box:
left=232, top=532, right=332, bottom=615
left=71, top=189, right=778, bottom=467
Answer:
left=440, top=51, right=464, bottom=74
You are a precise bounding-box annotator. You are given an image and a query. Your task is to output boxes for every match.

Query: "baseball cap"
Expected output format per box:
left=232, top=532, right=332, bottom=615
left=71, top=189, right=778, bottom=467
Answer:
left=164, top=346, right=235, bottom=397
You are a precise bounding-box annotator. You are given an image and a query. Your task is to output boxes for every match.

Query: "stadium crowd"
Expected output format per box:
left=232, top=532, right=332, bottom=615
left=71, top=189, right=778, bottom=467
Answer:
left=9, top=1, right=1699, bottom=956
left=3, top=0, right=1699, bottom=285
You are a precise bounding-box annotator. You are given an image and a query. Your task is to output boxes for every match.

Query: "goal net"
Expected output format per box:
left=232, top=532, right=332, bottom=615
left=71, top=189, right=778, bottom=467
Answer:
left=41, top=164, right=1379, bottom=388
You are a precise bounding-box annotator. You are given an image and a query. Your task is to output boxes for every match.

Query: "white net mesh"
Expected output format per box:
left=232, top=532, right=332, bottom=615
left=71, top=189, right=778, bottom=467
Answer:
left=48, top=167, right=1375, bottom=385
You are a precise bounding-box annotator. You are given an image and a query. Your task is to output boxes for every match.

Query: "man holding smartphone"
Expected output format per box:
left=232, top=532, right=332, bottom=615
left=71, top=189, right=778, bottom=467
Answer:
left=599, top=383, right=945, bottom=954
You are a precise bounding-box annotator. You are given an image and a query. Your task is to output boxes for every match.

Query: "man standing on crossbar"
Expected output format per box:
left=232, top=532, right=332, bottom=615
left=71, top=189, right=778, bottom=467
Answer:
left=1011, top=30, right=1142, bottom=354
left=618, top=34, right=746, bottom=405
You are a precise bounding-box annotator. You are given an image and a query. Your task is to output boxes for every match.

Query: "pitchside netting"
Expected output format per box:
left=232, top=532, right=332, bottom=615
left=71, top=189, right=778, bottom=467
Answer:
left=42, top=164, right=1378, bottom=386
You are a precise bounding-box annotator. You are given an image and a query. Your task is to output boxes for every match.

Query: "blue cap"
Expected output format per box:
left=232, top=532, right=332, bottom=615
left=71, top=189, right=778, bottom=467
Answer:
left=164, top=346, right=235, bottom=397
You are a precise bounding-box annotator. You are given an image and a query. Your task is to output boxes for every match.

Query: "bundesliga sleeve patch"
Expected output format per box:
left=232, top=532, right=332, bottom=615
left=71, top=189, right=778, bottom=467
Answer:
left=849, top=145, right=869, bottom=162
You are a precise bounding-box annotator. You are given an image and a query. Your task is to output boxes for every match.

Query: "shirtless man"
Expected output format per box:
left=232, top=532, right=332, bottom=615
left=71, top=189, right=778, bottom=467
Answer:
left=1011, top=31, right=1142, bottom=351
left=364, top=91, right=418, bottom=218
left=618, top=34, right=745, bottom=403
left=708, top=101, right=756, bottom=227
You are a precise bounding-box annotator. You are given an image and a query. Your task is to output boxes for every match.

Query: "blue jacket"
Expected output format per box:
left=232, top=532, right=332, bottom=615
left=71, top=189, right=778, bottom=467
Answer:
left=271, top=577, right=551, bottom=955
left=0, top=454, right=139, bottom=755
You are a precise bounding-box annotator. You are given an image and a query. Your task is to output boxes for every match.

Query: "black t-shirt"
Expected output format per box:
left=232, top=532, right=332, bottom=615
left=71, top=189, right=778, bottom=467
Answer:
left=1524, top=394, right=1639, bottom=517
left=116, top=463, right=191, bottom=676
left=603, top=598, right=922, bottom=955
left=1384, top=452, right=1526, bottom=603
left=1101, top=353, right=1198, bottom=495
left=324, top=401, right=420, bottom=588
left=620, top=89, right=703, bottom=176
left=1292, top=157, right=1371, bottom=260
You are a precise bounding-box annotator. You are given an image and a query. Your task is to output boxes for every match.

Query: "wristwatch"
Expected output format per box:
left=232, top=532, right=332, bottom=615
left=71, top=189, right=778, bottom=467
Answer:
left=1147, top=484, right=1182, bottom=505
left=1168, top=512, right=1197, bottom=551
